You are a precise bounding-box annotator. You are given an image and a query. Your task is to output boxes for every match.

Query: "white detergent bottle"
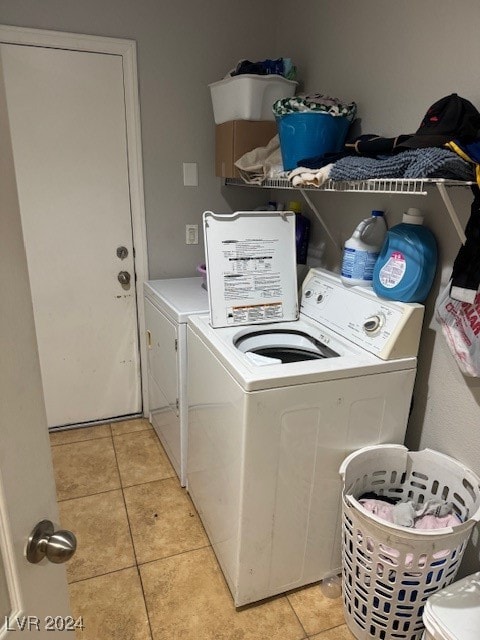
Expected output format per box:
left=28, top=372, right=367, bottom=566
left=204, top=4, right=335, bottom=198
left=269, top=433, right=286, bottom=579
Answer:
left=341, top=210, right=387, bottom=287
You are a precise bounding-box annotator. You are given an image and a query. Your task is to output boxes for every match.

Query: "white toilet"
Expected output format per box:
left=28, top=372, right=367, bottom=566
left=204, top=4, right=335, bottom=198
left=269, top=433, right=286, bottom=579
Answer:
left=423, top=572, right=480, bottom=639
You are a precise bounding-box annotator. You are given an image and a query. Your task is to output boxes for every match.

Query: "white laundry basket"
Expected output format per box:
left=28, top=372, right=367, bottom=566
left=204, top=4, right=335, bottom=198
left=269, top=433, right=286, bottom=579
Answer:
left=339, top=445, right=480, bottom=640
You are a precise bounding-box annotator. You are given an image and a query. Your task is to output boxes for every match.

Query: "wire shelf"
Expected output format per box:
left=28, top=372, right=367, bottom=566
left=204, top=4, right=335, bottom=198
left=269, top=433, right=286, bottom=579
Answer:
left=223, top=177, right=473, bottom=245
left=224, top=177, right=474, bottom=194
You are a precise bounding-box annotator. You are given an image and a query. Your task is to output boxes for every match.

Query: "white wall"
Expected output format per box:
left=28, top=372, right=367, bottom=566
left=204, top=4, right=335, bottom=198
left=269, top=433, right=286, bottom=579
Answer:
left=273, top=0, right=480, bottom=574
left=0, top=0, right=276, bottom=277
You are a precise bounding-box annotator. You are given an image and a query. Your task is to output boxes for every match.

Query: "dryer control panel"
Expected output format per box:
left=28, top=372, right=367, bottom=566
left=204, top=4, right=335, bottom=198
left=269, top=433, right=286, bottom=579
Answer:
left=300, top=268, right=424, bottom=360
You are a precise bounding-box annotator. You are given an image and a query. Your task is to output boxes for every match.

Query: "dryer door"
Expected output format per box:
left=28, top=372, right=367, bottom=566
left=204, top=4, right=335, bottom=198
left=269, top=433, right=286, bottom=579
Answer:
left=145, top=298, right=181, bottom=478
left=145, top=299, right=178, bottom=413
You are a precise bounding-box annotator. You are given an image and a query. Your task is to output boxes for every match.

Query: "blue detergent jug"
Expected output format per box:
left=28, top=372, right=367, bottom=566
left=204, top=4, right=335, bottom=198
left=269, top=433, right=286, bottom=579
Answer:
left=372, top=208, right=437, bottom=303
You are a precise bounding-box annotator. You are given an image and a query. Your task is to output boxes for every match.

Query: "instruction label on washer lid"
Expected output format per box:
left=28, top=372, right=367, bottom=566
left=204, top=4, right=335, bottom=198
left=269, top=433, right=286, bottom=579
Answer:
left=203, top=211, right=298, bottom=328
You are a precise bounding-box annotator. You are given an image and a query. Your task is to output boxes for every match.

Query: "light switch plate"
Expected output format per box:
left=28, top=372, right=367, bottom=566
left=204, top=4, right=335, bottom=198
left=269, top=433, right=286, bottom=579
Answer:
left=183, top=162, right=198, bottom=187
left=186, top=224, right=198, bottom=245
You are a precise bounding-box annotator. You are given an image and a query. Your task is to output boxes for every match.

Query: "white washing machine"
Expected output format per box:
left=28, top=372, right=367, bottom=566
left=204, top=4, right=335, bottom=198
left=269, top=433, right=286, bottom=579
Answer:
left=144, top=277, right=208, bottom=486
left=187, top=266, right=424, bottom=606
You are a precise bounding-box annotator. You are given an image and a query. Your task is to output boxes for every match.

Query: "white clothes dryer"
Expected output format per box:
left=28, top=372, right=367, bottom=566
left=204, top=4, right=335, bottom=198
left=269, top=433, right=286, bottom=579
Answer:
left=144, top=277, right=208, bottom=486
left=187, top=267, right=424, bottom=606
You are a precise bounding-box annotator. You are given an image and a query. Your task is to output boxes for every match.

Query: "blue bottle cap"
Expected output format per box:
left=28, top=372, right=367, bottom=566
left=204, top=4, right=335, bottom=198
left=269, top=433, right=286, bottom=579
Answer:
left=371, top=210, right=384, bottom=217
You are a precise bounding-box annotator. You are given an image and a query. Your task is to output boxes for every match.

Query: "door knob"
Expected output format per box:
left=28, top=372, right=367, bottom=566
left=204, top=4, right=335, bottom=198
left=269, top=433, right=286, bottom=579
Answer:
left=118, top=271, right=131, bottom=285
left=26, top=520, right=77, bottom=564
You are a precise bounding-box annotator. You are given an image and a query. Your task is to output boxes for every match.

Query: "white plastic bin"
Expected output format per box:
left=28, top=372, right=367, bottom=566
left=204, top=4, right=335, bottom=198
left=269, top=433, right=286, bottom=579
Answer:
left=209, top=74, right=297, bottom=124
left=339, top=445, right=480, bottom=640
left=422, top=572, right=480, bottom=640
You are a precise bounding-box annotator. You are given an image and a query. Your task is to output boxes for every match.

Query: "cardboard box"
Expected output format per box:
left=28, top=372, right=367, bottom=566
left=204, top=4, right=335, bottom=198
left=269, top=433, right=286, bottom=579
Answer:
left=215, top=120, right=277, bottom=179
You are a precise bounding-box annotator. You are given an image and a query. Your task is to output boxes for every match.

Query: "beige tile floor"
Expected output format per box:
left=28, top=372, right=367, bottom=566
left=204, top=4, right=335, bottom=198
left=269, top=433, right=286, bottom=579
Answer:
left=50, top=418, right=355, bottom=640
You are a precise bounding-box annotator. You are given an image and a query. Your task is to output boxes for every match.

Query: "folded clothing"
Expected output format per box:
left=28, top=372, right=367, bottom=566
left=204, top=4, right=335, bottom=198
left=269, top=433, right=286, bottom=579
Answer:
left=329, top=147, right=473, bottom=181
left=295, top=135, right=414, bottom=172
left=234, top=135, right=285, bottom=185
left=273, top=93, right=356, bottom=119
left=288, top=147, right=474, bottom=187
left=288, top=164, right=334, bottom=188
left=229, top=57, right=296, bottom=80
left=345, top=134, right=414, bottom=156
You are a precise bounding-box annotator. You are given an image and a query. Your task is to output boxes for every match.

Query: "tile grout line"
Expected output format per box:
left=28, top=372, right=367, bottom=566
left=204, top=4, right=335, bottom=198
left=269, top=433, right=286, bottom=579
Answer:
left=52, top=425, right=121, bottom=502
left=50, top=434, right=113, bottom=447
left=136, top=542, right=212, bottom=569
left=110, top=427, right=177, bottom=487
left=285, top=594, right=309, bottom=640
left=111, top=428, right=155, bottom=640
left=50, top=425, right=153, bottom=448
left=56, top=484, right=123, bottom=503
left=134, top=572, right=155, bottom=640
left=110, top=426, right=154, bottom=438
left=111, top=433, right=140, bottom=566
left=121, top=473, right=177, bottom=491
left=67, top=563, right=138, bottom=586
left=285, top=586, right=350, bottom=639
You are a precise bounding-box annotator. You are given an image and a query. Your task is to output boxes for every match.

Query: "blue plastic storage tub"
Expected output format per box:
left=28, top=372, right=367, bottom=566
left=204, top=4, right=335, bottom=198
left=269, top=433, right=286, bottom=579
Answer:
left=276, top=112, right=351, bottom=171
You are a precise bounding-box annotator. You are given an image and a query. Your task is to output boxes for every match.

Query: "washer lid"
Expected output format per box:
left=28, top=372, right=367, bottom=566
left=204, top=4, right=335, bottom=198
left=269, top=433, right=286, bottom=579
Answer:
left=423, top=572, right=480, bottom=640
left=203, top=211, right=298, bottom=328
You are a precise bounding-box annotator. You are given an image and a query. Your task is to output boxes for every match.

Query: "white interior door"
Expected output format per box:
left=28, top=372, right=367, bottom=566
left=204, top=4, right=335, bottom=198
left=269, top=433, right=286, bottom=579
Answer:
left=1, top=42, right=141, bottom=428
left=0, top=56, right=72, bottom=636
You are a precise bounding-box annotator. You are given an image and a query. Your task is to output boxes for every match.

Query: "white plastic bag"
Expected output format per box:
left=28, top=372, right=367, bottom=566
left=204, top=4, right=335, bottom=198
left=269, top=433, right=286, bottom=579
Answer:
left=435, top=280, right=480, bottom=376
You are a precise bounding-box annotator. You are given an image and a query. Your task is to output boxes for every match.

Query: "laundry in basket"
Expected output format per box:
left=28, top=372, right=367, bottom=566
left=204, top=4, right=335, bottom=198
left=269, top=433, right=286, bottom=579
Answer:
left=273, top=93, right=356, bottom=170
left=339, top=444, right=480, bottom=640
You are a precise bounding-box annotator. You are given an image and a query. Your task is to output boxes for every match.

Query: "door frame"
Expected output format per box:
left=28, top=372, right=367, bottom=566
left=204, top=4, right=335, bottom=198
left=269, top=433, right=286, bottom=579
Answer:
left=0, top=24, right=150, bottom=419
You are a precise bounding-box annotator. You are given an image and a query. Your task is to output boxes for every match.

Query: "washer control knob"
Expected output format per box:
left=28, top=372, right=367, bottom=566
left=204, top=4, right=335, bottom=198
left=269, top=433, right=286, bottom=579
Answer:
left=363, top=315, right=383, bottom=334
left=316, top=294, right=324, bottom=303
left=304, top=290, right=313, bottom=298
